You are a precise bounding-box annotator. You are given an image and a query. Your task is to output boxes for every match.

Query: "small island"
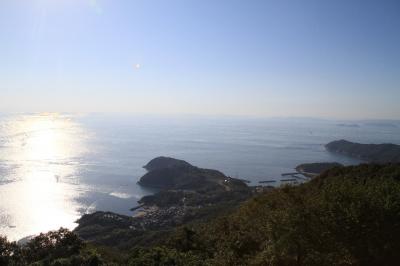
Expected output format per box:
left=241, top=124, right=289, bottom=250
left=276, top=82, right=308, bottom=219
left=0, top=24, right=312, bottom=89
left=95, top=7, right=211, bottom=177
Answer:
left=336, top=123, right=360, bottom=128
left=326, top=139, right=400, bottom=163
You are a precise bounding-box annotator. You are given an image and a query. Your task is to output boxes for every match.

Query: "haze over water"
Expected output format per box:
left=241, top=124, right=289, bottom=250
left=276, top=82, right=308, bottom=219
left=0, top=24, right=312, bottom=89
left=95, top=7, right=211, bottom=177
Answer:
left=1, top=113, right=400, bottom=240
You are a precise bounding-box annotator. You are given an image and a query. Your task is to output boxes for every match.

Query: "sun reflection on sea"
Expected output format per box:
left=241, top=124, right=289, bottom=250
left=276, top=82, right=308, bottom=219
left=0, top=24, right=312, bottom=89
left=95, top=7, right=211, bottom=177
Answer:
left=0, top=114, right=87, bottom=241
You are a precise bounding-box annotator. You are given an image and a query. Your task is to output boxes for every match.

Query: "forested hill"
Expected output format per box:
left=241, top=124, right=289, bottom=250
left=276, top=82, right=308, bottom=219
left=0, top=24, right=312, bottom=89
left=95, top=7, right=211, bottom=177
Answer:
left=326, top=139, right=400, bottom=163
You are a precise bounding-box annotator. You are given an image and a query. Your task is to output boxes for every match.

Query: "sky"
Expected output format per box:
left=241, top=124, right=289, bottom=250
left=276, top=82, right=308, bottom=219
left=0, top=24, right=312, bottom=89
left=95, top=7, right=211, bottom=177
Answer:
left=0, top=0, right=399, bottom=119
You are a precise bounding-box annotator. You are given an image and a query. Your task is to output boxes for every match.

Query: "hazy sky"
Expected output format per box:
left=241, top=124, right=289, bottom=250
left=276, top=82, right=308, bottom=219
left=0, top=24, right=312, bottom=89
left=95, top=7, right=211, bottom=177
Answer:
left=0, top=0, right=399, bottom=119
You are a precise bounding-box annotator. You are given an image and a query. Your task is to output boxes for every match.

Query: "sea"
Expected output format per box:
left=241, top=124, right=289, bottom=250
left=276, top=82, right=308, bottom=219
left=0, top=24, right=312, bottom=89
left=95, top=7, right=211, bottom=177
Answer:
left=0, top=113, right=399, bottom=241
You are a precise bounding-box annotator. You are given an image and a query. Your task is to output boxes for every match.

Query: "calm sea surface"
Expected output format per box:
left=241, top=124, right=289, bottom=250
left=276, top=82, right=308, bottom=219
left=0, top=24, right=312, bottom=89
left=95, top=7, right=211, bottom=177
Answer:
left=0, top=113, right=399, bottom=240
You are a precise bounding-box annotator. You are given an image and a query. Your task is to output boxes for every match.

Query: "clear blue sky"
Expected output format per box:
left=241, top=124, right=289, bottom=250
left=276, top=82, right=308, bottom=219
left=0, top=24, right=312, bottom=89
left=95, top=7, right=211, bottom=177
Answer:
left=1, top=0, right=399, bottom=119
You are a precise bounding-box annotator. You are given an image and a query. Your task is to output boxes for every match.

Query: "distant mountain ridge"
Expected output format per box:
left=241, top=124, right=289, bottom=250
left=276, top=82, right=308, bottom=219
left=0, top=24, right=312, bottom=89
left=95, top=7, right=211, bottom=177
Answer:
left=325, top=139, right=400, bottom=163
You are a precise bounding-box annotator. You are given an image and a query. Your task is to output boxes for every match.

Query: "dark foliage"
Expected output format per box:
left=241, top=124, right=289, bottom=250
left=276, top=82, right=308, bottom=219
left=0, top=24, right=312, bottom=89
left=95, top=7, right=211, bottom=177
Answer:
left=0, top=228, right=103, bottom=266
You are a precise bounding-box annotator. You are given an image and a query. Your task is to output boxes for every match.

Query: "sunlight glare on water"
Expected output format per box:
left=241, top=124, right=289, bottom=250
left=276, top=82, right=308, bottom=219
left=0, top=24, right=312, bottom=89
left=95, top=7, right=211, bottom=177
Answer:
left=0, top=113, right=87, bottom=241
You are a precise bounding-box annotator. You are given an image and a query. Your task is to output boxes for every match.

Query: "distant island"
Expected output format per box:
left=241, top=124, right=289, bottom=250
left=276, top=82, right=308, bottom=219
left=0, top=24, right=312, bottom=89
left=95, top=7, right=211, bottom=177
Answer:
left=336, top=123, right=360, bottom=128
left=364, top=122, right=398, bottom=128
left=326, top=139, right=400, bottom=163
